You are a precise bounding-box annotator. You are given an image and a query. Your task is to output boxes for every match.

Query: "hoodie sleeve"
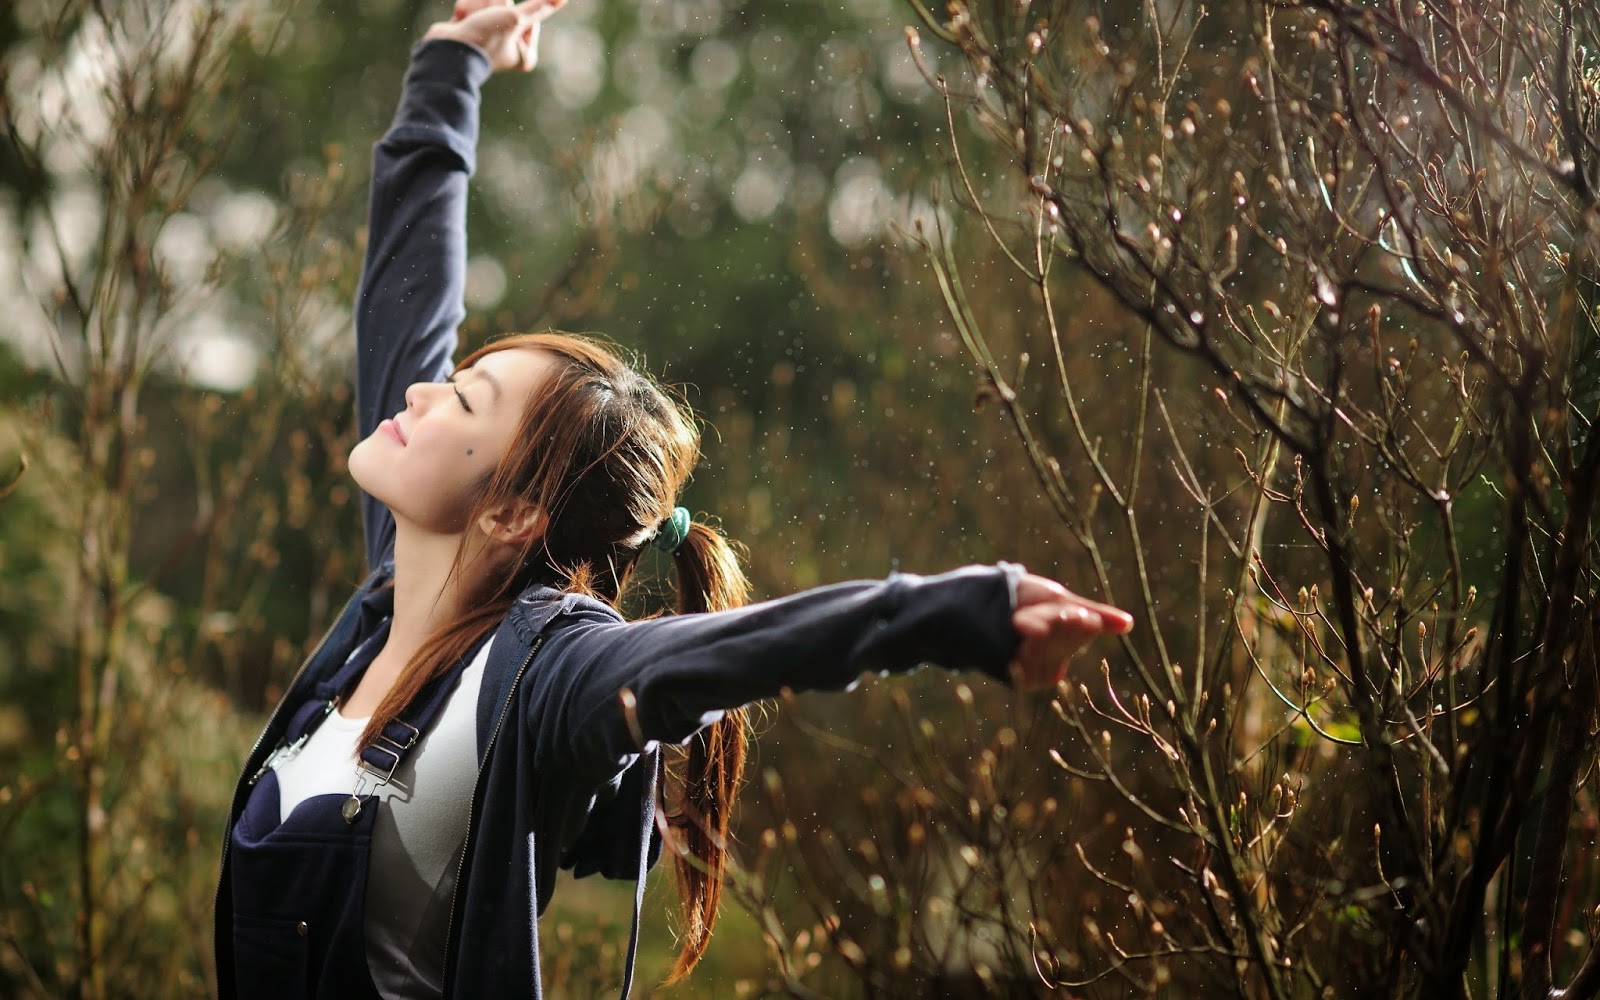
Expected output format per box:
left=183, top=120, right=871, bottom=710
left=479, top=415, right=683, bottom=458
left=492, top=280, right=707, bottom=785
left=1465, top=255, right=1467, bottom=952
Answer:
left=528, top=564, right=1024, bottom=770
left=353, top=39, right=493, bottom=569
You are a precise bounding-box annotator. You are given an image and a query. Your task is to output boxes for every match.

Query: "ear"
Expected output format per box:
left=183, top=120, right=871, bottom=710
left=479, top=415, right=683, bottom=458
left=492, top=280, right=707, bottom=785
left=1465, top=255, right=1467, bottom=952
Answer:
left=477, top=501, right=543, bottom=547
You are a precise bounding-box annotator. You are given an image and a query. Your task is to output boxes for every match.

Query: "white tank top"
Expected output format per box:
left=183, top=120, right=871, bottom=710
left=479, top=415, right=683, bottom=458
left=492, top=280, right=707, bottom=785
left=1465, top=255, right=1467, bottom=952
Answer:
left=270, top=636, right=491, bottom=999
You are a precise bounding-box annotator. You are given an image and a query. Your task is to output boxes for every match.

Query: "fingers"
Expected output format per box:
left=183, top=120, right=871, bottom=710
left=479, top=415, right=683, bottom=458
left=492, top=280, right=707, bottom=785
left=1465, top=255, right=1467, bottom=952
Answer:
left=1013, top=601, right=1100, bottom=639
left=517, top=28, right=533, bottom=72
left=512, top=0, right=565, bottom=19
left=508, top=0, right=560, bottom=71
left=1014, top=574, right=1069, bottom=606
left=452, top=0, right=561, bottom=33
left=1014, top=574, right=1135, bottom=635
left=1076, top=597, right=1135, bottom=634
left=1007, top=577, right=1133, bottom=692
left=428, top=0, right=564, bottom=73
left=1009, top=628, right=1098, bottom=692
left=452, top=0, right=536, bottom=22
left=517, top=21, right=541, bottom=71
left=1013, top=598, right=1131, bottom=641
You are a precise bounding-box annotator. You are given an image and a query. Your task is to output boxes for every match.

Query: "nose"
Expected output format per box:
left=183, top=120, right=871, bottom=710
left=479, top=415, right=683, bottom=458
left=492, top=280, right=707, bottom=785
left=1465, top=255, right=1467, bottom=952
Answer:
left=404, top=380, right=436, bottom=410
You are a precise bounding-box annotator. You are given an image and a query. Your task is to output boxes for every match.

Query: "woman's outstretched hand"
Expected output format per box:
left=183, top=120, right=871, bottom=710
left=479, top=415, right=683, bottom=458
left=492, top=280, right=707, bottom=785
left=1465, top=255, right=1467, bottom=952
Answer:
left=425, top=0, right=566, bottom=73
left=1010, top=575, right=1133, bottom=692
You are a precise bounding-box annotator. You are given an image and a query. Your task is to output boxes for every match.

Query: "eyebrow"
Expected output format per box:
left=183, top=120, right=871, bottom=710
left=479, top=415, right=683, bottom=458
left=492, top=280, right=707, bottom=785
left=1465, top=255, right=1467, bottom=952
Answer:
left=464, top=366, right=503, bottom=404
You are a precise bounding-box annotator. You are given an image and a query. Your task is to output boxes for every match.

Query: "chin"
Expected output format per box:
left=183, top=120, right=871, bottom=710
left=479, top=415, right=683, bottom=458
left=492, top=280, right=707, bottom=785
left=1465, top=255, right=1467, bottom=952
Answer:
left=346, top=439, right=385, bottom=502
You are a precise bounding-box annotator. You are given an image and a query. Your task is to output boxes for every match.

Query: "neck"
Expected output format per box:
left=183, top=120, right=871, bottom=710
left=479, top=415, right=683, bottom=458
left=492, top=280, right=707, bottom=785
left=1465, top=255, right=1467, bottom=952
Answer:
left=336, top=517, right=512, bottom=720
left=386, top=520, right=486, bottom=664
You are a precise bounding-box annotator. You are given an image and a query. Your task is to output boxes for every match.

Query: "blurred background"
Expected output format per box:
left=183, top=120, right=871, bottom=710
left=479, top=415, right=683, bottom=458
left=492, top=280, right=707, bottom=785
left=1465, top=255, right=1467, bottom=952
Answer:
left=0, top=0, right=1084, bottom=995
left=4, top=0, right=1599, bottom=997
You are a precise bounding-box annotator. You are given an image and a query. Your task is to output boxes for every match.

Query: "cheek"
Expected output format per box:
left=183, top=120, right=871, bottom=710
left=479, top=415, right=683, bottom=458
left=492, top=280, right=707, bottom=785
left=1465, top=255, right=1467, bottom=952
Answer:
left=369, top=440, right=498, bottom=531
left=346, top=431, right=433, bottom=498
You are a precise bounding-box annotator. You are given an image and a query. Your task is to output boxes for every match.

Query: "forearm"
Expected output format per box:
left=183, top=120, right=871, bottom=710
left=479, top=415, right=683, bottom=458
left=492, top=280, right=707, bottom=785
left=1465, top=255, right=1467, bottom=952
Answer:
left=353, top=39, right=491, bottom=441
left=353, top=38, right=491, bottom=565
left=540, top=564, right=1024, bottom=767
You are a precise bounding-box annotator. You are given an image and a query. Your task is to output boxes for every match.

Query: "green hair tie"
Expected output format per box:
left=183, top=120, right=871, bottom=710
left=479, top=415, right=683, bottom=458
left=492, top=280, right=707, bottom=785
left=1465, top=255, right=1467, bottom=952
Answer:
left=654, top=506, right=692, bottom=554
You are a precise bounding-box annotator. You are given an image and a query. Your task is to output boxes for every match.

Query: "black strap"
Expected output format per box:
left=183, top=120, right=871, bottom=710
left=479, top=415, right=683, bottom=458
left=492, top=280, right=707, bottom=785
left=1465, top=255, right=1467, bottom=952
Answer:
left=529, top=830, right=544, bottom=998
left=284, top=622, right=482, bottom=781
left=617, top=746, right=660, bottom=999
left=354, top=661, right=465, bottom=780
left=312, top=621, right=392, bottom=711
left=528, top=745, right=660, bottom=1000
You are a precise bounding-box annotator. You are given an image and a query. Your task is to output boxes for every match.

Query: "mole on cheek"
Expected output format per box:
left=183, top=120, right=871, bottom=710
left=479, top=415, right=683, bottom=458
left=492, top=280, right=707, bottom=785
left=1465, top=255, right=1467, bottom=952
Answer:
left=466, top=448, right=474, bottom=456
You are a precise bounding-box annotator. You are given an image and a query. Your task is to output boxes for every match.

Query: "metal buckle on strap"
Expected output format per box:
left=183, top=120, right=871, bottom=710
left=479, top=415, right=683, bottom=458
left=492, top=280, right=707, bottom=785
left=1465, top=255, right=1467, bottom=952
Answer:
left=249, top=734, right=309, bottom=785
left=357, top=744, right=401, bottom=784
left=381, top=718, right=420, bottom=751
left=355, top=719, right=420, bottom=785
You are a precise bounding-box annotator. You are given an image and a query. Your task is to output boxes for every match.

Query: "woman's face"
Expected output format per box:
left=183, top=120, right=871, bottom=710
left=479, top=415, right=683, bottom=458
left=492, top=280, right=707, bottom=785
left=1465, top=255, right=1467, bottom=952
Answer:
left=349, top=347, right=557, bottom=535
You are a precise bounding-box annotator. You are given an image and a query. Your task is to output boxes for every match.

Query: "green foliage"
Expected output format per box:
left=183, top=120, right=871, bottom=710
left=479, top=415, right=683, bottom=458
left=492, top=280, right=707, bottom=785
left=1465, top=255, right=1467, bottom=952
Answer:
left=0, top=0, right=1036, bottom=994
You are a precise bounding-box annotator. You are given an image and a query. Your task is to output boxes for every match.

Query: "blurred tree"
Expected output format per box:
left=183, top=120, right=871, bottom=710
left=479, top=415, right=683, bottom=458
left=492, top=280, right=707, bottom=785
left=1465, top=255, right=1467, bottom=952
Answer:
left=0, top=2, right=374, bottom=994
left=0, top=0, right=1029, bottom=994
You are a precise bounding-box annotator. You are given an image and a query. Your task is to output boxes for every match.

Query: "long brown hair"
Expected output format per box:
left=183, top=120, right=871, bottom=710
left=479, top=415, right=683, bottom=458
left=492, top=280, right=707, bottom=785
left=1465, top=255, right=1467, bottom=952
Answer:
left=357, top=332, right=749, bottom=981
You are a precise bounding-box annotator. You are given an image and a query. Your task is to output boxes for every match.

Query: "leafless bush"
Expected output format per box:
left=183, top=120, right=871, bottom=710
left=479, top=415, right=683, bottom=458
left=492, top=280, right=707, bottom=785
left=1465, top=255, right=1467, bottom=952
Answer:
left=782, top=0, right=1600, bottom=996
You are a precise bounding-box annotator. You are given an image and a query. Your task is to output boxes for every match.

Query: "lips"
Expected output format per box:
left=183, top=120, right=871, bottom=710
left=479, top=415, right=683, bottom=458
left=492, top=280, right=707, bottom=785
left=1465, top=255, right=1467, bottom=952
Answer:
left=379, top=418, right=407, bottom=445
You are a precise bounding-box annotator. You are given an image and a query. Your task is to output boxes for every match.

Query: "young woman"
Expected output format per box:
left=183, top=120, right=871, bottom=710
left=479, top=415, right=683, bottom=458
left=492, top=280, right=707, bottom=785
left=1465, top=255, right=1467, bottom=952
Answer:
left=212, top=2, right=1132, bottom=998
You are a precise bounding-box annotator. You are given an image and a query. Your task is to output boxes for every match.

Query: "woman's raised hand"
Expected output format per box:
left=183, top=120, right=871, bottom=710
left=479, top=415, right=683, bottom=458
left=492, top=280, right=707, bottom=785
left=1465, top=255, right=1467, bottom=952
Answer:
left=424, top=0, right=565, bottom=73
left=1009, top=575, right=1133, bottom=692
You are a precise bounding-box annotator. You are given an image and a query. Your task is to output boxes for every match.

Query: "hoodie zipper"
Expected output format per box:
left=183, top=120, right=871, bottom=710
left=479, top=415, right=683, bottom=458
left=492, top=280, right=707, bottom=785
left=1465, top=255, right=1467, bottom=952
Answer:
left=439, top=633, right=545, bottom=993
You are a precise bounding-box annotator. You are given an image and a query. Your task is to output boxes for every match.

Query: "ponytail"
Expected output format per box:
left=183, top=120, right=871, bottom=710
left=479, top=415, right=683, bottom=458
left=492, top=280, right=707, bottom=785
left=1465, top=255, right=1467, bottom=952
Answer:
left=662, top=519, right=750, bottom=983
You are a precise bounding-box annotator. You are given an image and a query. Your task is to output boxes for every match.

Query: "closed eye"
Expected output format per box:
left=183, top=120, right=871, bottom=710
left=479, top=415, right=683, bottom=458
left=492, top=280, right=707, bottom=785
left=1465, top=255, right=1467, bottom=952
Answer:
left=446, top=375, right=474, bottom=413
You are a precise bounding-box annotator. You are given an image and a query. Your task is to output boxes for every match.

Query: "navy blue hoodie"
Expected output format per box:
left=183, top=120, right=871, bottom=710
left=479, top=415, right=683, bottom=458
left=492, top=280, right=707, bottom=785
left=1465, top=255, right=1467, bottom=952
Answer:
left=214, top=39, right=1022, bottom=999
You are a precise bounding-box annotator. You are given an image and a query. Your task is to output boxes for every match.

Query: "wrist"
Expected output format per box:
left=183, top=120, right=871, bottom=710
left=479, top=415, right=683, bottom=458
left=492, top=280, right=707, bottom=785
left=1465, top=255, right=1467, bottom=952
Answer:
left=422, top=24, right=488, bottom=55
